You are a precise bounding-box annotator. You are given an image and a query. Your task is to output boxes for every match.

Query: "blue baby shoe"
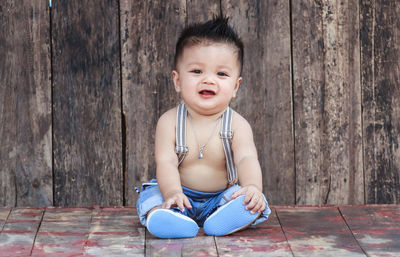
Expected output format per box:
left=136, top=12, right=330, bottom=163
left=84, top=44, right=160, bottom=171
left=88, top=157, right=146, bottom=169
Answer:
left=203, top=195, right=259, bottom=236
left=146, top=209, right=199, bottom=238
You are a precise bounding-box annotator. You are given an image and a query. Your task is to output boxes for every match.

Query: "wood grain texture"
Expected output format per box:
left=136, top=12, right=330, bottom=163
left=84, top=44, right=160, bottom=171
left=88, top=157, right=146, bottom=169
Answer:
left=362, top=0, right=400, bottom=204
left=51, top=0, right=122, bottom=206
left=146, top=230, right=218, bottom=257
left=0, top=1, right=400, bottom=207
left=187, top=0, right=221, bottom=22
left=0, top=1, right=52, bottom=206
left=293, top=0, right=363, bottom=204
left=31, top=207, right=91, bottom=256
left=222, top=0, right=295, bottom=204
left=0, top=208, right=44, bottom=257
left=319, top=0, right=363, bottom=204
left=0, top=207, right=11, bottom=232
left=215, top=209, right=293, bottom=256
left=121, top=0, right=186, bottom=206
left=84, top=207, right=145, bottom=256
left=1, top=206, right=400, bottom=256
left=277, top=207, right=365, bottom=256
left=340, top=205, right=400, bottom=256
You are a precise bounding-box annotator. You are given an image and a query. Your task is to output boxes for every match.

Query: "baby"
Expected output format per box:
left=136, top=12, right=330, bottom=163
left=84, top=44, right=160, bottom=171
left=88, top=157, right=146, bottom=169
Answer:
left=136, top=16, right=271, bottom=238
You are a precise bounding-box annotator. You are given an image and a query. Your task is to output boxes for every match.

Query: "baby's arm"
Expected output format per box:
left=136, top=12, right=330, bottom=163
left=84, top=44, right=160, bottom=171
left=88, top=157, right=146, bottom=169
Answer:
left=231, top=114, right=266, bottom=214
left=155, top=110, right=192, bottom=212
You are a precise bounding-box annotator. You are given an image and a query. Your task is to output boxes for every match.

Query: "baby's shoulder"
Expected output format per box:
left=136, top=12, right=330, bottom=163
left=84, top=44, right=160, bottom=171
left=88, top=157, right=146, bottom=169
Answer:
left=231, top=109, right=253, bottom=134
left=157, top=107, right=177, bottom=127
left=231, top=109, right=251, bottom=126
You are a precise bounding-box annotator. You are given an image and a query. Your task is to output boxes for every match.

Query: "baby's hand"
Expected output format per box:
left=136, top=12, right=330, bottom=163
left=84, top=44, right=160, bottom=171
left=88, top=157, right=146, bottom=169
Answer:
left=232, top=185, right=266, bottom=214
left=162, top=191, right=192, bottom=212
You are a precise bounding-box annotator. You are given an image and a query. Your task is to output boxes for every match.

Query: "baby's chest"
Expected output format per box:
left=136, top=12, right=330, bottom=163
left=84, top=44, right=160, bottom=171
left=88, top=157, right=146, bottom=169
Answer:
left=184, top=132, right=226, bottom=164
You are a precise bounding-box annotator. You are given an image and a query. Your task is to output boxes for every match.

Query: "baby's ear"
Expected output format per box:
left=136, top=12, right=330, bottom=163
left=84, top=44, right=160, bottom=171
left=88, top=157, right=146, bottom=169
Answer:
left=232, top=77, right=242, bottom=98
left=172, top=70, right=181, bottom=93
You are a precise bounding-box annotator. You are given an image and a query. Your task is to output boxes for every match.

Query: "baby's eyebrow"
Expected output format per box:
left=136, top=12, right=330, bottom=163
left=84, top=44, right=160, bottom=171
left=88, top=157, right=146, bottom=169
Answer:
left=187, top=62, right=204, bottom=67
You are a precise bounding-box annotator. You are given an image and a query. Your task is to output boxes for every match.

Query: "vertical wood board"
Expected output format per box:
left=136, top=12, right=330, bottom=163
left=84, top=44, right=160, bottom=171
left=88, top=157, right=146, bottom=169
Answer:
left=0, top=0, right=52, bottom=206
left=362, top=0, right=400, bottom=204
left=52, top=0, right=122, bottom=206
left=319, top=0, right=363, bottom=204
left=293, top=0, right=363, bottom=205
left=121, top=0, right=186, bottom=205
left=222, top=0, right=295, bottom=204
left=292, top=0, right=325, bottom=204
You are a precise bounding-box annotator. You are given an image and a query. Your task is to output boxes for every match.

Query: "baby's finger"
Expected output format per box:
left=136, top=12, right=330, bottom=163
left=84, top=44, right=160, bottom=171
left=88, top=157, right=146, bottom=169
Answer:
left=245, top=195, right=260, bottom=211
left=162, top=199, right=172, bottom=209
left=183, top=197, right=192, bottom=209
left=243, top=191, right=254, bottom=205
left=232, top=188, right=246, bottom=199
left=176, top=198, right=185, bottom=212
left=251, top=200, right=264, bottom=214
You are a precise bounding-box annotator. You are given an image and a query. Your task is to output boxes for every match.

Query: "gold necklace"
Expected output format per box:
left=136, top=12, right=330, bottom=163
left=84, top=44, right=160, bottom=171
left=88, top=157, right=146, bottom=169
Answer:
left=187, top=115, right=221, bottom=159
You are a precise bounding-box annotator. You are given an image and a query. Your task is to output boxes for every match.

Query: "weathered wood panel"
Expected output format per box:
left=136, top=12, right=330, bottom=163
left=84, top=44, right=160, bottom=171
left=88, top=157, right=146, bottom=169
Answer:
left=0, top=1, right=52, bottom=206
left=215, top=209, right=293, bottom=256
left=0, top=206, right=399, bottom=255
left=31, top=207, right=91, bottom=256
left=277, top=207, right=366, bottom=256
left=83, top=207, right=145, bottom=256
left=187, top=0, right=221, bottom=22
left=340, top=205, right=400, bottom=256
left=0, top=0, right=399, bottom=207
left=121, top=0, right=186, bottom=206
left=293, top=0, right=363, bottom=205
left=0, top=207, right=11, bottom=232
left=52, top=0, right=122, bottom=206
left=0, top=208, right=44, bottom=257
left=146, top=230, right=218, bottom=257
left=222, top=0, right=294, bottom=204
left=362, top=0, right=400, bottom=204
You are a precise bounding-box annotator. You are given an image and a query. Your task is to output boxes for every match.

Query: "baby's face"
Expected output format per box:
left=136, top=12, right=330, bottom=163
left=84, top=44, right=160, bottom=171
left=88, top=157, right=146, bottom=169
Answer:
left=173, top=43, right=242, bottom=116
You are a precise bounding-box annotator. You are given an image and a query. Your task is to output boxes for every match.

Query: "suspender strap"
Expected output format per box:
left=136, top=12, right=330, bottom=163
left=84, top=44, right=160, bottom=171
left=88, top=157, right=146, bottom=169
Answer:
left=220, top=107, right=238, bottom=185
left=175, top=103, right=188, bottom=164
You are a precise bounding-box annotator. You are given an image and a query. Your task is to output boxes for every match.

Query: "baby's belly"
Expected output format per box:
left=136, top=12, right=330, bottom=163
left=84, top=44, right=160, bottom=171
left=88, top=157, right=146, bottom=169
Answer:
left=179, top=166, right=228, bottom=192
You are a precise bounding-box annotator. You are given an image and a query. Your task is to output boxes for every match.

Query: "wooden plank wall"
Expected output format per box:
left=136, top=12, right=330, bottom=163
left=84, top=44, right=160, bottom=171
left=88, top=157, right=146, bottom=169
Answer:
left=0, top=0, right=399, bottom=207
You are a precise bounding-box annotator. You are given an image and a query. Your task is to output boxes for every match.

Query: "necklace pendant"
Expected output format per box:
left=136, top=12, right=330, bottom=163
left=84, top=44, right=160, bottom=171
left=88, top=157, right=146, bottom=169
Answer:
left=198, top=152, right=203, bottom=159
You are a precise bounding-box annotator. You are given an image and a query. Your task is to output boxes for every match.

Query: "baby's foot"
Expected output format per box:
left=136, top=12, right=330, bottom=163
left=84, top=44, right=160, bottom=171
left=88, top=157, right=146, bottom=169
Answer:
left=146, top=209, right=199, bottom=238
left=203, top=195, right=259, bottom=236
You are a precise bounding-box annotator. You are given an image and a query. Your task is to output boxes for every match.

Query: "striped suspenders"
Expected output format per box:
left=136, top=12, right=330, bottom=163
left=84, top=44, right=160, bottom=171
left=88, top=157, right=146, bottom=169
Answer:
left=175, top=103, right=238, bottom=185
left=175, top=104, right=188, bottom=164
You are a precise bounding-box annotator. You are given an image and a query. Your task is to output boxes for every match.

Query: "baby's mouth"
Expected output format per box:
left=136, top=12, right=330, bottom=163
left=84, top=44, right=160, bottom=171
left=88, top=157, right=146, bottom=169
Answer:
left=199, top=89, right=216, bottom=96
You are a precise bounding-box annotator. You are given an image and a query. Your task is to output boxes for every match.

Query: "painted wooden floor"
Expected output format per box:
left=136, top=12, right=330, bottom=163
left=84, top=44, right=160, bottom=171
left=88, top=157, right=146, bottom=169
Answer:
left=0, top=205, right=399, bottom=256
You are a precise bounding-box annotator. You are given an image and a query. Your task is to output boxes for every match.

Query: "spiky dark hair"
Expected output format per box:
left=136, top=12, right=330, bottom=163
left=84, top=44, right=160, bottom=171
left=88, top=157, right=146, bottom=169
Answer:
left=174, top=16, right=244, bottom=74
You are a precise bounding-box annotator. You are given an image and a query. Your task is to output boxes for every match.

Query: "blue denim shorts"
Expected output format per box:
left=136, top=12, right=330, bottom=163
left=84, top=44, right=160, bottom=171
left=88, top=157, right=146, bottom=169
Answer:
left=136, top=179, right=271, bottom=227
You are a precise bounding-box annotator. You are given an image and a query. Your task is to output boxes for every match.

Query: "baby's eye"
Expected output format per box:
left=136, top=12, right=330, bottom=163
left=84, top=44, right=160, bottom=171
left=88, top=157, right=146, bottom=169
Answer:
left=217, top=72, right=228, bottom=77
left=191, top=69, right=202, bottom=74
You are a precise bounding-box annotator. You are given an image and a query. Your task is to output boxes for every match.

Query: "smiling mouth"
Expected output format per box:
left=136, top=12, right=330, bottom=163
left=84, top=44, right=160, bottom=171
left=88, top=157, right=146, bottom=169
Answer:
left=199, top=90, right=216, bottom=96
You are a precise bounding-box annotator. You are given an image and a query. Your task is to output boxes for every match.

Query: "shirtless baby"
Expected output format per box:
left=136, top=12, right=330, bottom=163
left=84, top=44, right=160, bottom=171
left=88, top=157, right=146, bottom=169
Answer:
left=136, top=16, right=271, bottom=238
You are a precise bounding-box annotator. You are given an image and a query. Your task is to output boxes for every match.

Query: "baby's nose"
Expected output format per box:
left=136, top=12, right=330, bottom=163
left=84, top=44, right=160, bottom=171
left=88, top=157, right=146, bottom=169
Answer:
left=202, top=74, right=216, bottom=85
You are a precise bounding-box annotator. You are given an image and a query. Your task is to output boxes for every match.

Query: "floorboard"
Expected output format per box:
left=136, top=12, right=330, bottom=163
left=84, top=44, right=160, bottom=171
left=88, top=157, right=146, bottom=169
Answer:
left=215, top=208, right=293, bottom=256
left=340, top=205, right=400, bottom=257
left=0, top=208, right=43, bottom=257
left=276, top=206, right=366, bottom=256
left=0, top=205, right=399, bottom=256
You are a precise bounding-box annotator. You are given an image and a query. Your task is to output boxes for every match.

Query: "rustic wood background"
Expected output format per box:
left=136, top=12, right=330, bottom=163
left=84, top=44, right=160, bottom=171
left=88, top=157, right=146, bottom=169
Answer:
left=1, top=0, right=399, bottom=207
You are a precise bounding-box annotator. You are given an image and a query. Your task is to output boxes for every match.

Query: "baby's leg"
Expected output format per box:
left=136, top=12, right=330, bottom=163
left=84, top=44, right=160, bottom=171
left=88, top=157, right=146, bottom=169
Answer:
left=203, top=195, right=260, bottom=236
left=137, top=184, right=198, bottom=238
